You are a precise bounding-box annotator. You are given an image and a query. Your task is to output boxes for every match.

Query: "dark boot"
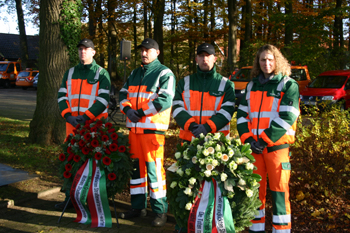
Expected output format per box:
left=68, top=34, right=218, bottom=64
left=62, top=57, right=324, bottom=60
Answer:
left=119, top=208, right=147, bottom=219
left=152, top=213, right=167, bottom=227
left=54, top=200, right=73, bottom=211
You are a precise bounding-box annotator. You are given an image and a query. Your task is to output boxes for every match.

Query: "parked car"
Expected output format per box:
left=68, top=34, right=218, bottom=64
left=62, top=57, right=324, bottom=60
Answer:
left=15, top=68, right=39, bottom=90
left=0, top=61, right=22, bottom=88
left=300, top=70, right=350, bottom=110
left=32, top=73, right=39, bottom=90
left=231, top=65, right=311, bottom=107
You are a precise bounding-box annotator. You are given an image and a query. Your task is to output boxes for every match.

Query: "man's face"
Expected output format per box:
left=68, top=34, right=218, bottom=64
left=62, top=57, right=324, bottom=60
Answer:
left=259, top=51, right=276, bottom=76
left=195, top=52, right=217, bottom=72
left=78, top=45, right=95, bottom=65
left=140, top=47, right=159, bottom=64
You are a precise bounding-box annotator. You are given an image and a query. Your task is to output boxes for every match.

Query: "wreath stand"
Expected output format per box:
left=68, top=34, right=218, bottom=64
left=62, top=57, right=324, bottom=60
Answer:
left=57, top=196, right=120, bottom=228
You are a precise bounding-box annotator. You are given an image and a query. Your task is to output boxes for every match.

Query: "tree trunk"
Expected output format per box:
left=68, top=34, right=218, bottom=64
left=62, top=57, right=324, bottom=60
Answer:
left=284, top=0, right=293, bottom=56
left=228, top=0, right=238, bottom=73
left=203, top=0, right=208, bottom=39
left=97, top=0, right=105, bottom=67
left=144, top=3, right=148, bottom=39
left=15, top=0, right=29, bottom=69
left=153, top=0, right=165, bottom=63
left=88, top=0, right=96, bottom=38
left=29, top=0, right=70, bottom=145
left=333, top=0, right=343, bottom=50
left=133, top=2, right=138, bottom=69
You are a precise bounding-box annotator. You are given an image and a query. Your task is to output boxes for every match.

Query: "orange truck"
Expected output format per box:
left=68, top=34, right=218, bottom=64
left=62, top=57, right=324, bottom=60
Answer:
left=0, top=61, right=22, bottom=88
left=230, top=66, right=311, bottom=107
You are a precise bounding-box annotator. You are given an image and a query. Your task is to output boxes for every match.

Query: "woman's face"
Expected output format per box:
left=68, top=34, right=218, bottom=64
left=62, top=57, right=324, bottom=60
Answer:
left=259, top=51, right=276, bottom=76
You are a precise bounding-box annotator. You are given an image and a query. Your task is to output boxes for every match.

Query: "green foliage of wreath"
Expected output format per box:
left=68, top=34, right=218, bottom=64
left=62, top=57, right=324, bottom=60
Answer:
left=58, top=118, right=133, bottom=198
left=59, top=0, right=83, bottom=66
left=167, top=133, right=262, bottom=232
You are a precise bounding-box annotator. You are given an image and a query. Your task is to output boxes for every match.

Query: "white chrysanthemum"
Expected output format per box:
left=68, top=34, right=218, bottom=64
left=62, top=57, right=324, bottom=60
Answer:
left=238, top=178, right=246, bottom=186
left=204, top=135, right=211, bottom=142
left=183, top=154, right=190, bottom=160
left=200, top=133, right=205, bottom=138
left=207, top=147, right=215, bottom=154
left=204, top=157, right=213, bottom=164
left=246, top=162, right=254, bottom=170
left=221, top=154, right=229, bottom=162
left=221, top=173, right=228, bottom=182
left=170, top=181, right=177, bottom=188
left=227, top=191, right=235, bottom=199
left=175, top=152, right=182, bottom=159
left=246, top=189, right=254, bottom=198
left=228, top=149, right=234, bottom=157
left=197, top=145, right=203, bottom=151
left=202, top=149, right=209, bottom=156
left=235, top=157, right=244, bottom=165
left=94, top=147, right=102, bottom=152
left=185, top=168, right=191, bottom=176
left=215, top=144, right=221, bottom=152
left=206, top=164, right=214, bottom=171
left=215, top=152, right=222, bottom=159
left=212, top=159, right=219, bottom=167
left=229, top=161, right=237, bottom=171
left=176, top=168, right=184, bottom=176
left=252, top=180, right=258, bottom=187
left=199, top=159, right=206, bottom=165
left=185, top=202, right=192, bottom=210
left=192, top=156, right=197, bottom=164
left=213, top=132, right=221, bottom=139
left=204, top=170, right=212, bottom=177
left=189, top=177, right=196, bottom=185
left=167, top=163, right=179, bottom=172
left=224, top=180, right=234, bottom=192
left=184, top=187, right=192, bottom=196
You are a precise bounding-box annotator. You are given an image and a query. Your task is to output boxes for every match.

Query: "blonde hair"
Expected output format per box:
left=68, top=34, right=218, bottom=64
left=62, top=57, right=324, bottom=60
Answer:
left=251, top=44, right=291, bottom=79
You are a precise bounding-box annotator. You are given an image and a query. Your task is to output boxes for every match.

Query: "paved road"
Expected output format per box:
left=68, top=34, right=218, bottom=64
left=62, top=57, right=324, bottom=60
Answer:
left=0, top=87, right=125, bottom=125
left=0, top=87, right=37, bottom=121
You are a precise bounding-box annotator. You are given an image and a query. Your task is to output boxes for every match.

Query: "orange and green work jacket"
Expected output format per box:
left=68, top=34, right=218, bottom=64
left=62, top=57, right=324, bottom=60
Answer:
left=57, top=60, right=111, bottom=121
left=236, top=73, right=300, bottom=152
left=172, top=65, right=236, bottom=141
left=119, top=58, right=176, bottom=134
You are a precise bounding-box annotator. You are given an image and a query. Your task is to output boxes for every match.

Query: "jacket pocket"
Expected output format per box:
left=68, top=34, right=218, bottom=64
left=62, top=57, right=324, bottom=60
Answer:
left=280, top=162, right=291, bottom=185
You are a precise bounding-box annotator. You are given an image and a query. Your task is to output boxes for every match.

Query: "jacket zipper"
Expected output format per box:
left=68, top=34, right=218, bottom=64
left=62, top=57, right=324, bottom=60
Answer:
left=77, top=76, right=84, bottom=115
left=256, top=83, right=266, bottom=139
left=199, top=73, right=207, bottom=124
left=135, top=66, right=145, bottom=131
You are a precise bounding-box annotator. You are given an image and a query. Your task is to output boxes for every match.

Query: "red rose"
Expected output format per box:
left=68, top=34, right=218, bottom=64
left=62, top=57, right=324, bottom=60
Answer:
left=70, top=139, right=76, bottom=145
left=91, top=139, right=99, bottom=147
left=63, top=171, right=72, bottom=178
left=84, top=133, right=91, bottom=141
left=73, top=129, right=78, bottom=134
left=108, top=128, right=116, bottom=133
left=91, top=126, right=97, bottom=132
left=65, top=163, right=72, bottom=171
left=59, top=153, right=66, bottom=161
left=118, top=145, right=126, bottom=153
left=102, top=156, right=111, bottom=166
left=105, top=122, right=113, bottom=129
left=74, top=155, right=81, bottom=163
left=79, top=140, right=85, bottom=147
left=79, top=129, right=86, bottom=136
left=76, top=123, right=81, bottom=129
left=95, top=152, right=102, bottom=160
left=67, top=153, right=74, bottom=161
left=67, top=146, right=72, bottom=154
left=109, top=143, right=118, bottom=152
left=82, top=147, right=90, bottom=155
left=111, top=133, right=118, bottom=140
left=107, top=173, right=117, bottom=181
left=96, top=120, right=103, bottom=126
left=102, top=135, right=109, bottom=142
left=105, top=148, right=111, bottom=155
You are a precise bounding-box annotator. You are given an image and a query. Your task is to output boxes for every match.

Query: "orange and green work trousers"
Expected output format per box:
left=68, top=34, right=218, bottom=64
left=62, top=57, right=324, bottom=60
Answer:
left=250, top=147, right=291, bottom=233
left=128, top=131, right=168, bottom=214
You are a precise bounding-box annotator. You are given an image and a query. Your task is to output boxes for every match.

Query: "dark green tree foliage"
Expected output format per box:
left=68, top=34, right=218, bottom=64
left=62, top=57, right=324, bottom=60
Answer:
left=59, top=0, right=83, bottom=66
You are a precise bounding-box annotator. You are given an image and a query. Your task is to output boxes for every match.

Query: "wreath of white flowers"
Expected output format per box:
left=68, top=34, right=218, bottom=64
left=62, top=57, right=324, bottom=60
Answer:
left=167, top=132, right=262, bottom=232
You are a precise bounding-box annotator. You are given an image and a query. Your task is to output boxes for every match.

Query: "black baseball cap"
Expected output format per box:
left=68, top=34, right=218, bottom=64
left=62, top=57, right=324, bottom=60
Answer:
left=77, top=38, right=94, bottom=49
left=197, top=43, right=215, bottom=55
left=137, top=38, right=159, bottom=50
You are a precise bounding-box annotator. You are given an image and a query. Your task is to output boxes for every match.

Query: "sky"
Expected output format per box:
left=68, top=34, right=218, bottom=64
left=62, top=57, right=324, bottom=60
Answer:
left=0, top=8, right=39, bottom=36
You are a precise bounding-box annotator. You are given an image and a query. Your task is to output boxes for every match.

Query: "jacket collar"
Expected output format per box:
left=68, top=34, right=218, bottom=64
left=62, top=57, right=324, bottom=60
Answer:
left=77, top=59, right=96, bottom=70
left=253, top=72, right=284, bottom=84
left=141, top=58, right=161, bottom=70
left=197, top=65, right=216, bottom=79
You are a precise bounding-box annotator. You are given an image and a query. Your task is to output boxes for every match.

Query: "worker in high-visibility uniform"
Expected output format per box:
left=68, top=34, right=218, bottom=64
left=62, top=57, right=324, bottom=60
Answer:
left=172, top=42, right=235, bottom=142
left=172, top=43, right=235, bottom=233
left=237, top=44, right=300, bottom=233
left=119, top=38, right=176, bottom=227
left=56, top=38, right=111, bottom=210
